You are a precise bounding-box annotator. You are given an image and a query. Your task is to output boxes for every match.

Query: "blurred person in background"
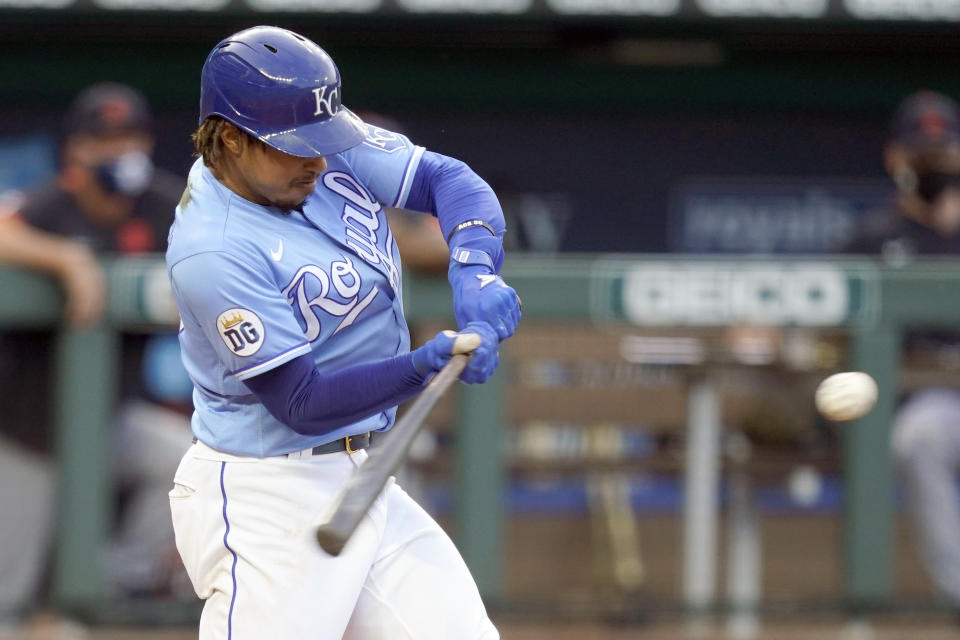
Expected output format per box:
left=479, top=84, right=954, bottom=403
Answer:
left=0, top=83, right=190, bottom=638
left=844, top=90, right=960, bottom=256
left=841, top=89, right=960, bottom=612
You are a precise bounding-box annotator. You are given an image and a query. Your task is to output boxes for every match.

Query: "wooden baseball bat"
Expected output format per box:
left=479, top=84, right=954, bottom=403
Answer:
left=315, top=354, right=468, bottom=556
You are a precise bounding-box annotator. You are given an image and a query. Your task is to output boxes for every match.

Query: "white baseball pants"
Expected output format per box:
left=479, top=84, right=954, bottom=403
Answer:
left=169, top=441, right=499, bottom=640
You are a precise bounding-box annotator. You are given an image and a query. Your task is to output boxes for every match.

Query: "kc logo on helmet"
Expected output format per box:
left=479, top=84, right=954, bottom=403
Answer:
left=312, top=86, right=340, bottom=117
left=217, top=308, right=265, bottom=356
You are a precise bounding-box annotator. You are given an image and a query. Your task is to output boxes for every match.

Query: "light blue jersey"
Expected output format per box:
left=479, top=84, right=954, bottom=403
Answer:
left=167, top=125, right=426, bottom=456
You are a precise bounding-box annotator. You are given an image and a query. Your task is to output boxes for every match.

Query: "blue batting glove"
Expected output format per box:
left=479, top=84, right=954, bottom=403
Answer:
left=449, top=264, right=521, bottom=340
left=458, top=321, right=499, bottom=383
left=411, top=321, right=500, bottom=384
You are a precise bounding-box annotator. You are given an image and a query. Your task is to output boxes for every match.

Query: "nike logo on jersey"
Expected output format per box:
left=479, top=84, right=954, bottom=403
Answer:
left=477, top=274, right=499, bottom=289
left=270, top=239, right=284, bottom=262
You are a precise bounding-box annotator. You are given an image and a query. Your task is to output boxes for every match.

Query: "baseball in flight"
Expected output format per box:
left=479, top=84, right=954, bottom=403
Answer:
left=814, top=371, right=879, bottom=421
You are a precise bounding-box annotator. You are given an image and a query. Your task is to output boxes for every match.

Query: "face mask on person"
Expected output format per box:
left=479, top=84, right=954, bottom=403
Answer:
left=94, top=150, right=153, bottom=196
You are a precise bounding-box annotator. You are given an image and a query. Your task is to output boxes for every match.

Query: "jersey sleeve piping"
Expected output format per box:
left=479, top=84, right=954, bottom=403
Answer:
left=393, top=145, right=426, bottom=209
left=233, top=342, right=312, bottom=381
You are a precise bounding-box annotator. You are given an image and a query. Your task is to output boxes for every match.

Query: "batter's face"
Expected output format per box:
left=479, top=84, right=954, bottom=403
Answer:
left=218, top=123, right=327, bottom=210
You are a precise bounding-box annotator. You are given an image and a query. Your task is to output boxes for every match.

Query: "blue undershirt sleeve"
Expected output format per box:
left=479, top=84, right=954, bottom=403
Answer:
left=244, top=352, right=427, bottom=437
left=404, top=150, right=506, bottom=272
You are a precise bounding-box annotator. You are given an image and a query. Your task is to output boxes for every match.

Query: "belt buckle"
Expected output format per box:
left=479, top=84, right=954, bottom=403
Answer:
left=345, top=435, right=358, bottom=455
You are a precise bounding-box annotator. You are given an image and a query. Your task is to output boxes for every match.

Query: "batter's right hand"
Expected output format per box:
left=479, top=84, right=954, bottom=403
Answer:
left=412, top=321, right=500, bottom=384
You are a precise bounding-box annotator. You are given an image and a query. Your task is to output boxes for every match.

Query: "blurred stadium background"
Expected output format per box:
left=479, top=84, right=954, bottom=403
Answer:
left=3, top=1, right=960, bottom=638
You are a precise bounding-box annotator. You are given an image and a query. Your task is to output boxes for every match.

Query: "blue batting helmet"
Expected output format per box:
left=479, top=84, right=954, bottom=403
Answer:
left=199, top=26, right=366, bottom=157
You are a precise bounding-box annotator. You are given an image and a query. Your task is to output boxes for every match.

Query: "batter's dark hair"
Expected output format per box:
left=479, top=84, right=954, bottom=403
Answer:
left=191, top=116, right=265, bottom=169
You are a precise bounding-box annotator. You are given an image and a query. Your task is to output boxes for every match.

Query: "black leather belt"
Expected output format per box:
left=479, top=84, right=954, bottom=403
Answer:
left=191, top=432, right=372, bottom=456
left=307, top=432, right=371, bottom=455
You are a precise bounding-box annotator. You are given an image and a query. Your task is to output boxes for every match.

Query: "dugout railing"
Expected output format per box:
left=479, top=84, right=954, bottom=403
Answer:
left=1, top=254, right=957, bottom=617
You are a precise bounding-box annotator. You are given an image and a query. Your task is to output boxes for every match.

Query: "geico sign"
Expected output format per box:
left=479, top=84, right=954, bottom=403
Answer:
left=622, top=264, right=849, bottom=326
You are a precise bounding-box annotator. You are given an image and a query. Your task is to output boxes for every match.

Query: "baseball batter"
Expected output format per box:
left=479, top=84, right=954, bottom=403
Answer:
left=166, top=26, right=521, bottom=640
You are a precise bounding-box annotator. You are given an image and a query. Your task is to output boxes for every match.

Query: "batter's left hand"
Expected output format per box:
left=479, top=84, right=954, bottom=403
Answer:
left=458, top=321, right=500, bottom=384
left=412, top=321, right=500, bottom=384
left=450, top=265, right=521, bottom=340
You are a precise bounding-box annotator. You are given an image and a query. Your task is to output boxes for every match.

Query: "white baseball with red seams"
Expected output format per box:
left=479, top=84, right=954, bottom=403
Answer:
left=815, top=371, right=879, bottom=421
